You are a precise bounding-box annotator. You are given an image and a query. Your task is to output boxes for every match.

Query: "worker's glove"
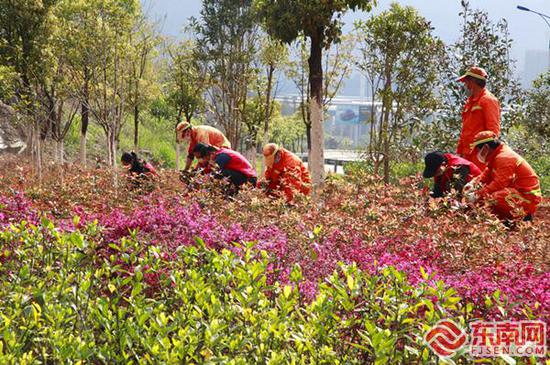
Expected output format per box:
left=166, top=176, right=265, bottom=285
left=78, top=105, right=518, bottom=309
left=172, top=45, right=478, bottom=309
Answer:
left=463, top=182, right=475, bottom=193
left=464, top=189, right=477, bottom=203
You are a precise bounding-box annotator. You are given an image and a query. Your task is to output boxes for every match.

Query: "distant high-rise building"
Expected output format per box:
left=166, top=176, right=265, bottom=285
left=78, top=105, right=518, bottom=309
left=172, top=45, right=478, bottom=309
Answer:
left=522, top=49, right=549, bottom=88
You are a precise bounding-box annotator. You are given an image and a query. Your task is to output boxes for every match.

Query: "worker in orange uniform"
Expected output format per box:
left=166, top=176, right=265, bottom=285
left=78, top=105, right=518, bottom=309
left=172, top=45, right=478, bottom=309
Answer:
left=456, top=67, right=501, bottom=169
left=465, top=131, right=542, bottom=221
left=262, top=143, right=311, bottom=202
left=175, top=122, right=231, bottom=171
left=423, top=151, right=482, bottom=198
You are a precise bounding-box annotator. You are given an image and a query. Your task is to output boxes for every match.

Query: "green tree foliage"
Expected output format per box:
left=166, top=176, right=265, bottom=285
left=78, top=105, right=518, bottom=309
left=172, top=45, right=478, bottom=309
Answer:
left=255, top=0, right=375, bottom=185
left=164, top=39, right=206, bottom=126
left=0, top=0, right=58, bottom=175
left=84, top=0, right=141, bottom=166
left=269, top=111, right=306, bottom=153
left=354, top=3, right=445, bottom=183
left=127, top=15, right=160, bottom=149
left=257, top=36, right=289, bottom=150
left=55, top=0, right=98, bottom=163
left=0, top=0, right=57, bottom=105
left=1, top=0, right=155, bottom=167
left=523, top=70, right=550, bottom=141
left=0, top=65, right=19, bottom=102
left=192, top=0, right=259, bottom=149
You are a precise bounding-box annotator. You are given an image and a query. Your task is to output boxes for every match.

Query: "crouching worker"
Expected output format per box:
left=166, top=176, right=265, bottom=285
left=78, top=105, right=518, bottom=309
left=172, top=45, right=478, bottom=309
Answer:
left=423, top=151, right=481, bottom=198
left=121, top=152, right=158, bottom=189
left=175, top=122, right=231, bottom=172
left=466, top=131, right=541, bottom=221
left=192, top=143, right=257, bottom=195
left=262, top=143, right=311, bottom=202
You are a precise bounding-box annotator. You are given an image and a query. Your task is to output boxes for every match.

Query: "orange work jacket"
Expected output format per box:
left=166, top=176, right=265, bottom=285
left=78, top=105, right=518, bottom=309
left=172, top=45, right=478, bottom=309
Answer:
left=477, top=144, right=541, bottom=199
left=187, top=125, right=231, bottom=157
left=265, top=148, right=311, bottom=201
left=456, top=89, right=501, bottom=167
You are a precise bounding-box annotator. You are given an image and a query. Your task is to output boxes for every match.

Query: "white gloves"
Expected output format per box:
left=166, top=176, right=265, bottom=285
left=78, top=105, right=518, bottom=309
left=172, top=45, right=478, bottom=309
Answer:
left=463, top=182, right=474, bottom=192
left=464, top=189, right=477, bottom=203
left=463, top=182, right=478, bottom=202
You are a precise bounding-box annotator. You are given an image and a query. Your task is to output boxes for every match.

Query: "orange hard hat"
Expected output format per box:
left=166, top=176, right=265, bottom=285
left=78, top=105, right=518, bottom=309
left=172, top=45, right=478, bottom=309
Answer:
left=262, top=143, right=280, bottom=157
left=263, top=143, right=280, bottom=168
left=470, top=131, right=498, bottom=150
left=176, top=121, right=192, bottom=132
left=457, top=66, right=488, bottom=82
left=175, top=121, right=192, bottom=143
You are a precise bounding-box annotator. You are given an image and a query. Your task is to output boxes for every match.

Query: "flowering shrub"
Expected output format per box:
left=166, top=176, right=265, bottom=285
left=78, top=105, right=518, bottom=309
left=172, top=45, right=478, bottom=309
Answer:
left=0, top=159, right=548, bottom=362
left=0, top=221, right=521, bottom=363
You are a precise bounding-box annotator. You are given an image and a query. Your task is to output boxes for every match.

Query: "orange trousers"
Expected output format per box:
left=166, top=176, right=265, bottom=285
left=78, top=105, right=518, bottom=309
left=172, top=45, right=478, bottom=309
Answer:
left=486, top=188, right=541, bottom=220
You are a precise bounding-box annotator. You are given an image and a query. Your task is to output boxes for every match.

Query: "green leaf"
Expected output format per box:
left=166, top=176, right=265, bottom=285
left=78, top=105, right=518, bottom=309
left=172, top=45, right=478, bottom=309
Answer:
left=347, top=275, right=355, bottom=291
left=283, top=285, right=292, bottom=298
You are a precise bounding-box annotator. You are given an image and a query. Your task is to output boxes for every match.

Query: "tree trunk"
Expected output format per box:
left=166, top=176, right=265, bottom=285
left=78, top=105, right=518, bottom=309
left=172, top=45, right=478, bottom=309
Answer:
left=79, top=77, right=89, bottom=165
left=308, top=27, right=325, bottom=186
left=261, top=65, right=275, bottom=173
left=111, top=131, right=117, bottom=167
left=381, top=79, right=392, bottom=184
left=54, top=140, right=63, bottom=163
left=383, top=138, right=390, bottom=184
left=106, top=129, right=117, bottom=167
left=175, top=143, right=181, bottom=170
left=33, top=118, right=42, bottom=183
left=133, top=104, right=139, bottom=149
left=106, top=132, right=112, bottom=167
left=305, top=123, right=312, bottom=151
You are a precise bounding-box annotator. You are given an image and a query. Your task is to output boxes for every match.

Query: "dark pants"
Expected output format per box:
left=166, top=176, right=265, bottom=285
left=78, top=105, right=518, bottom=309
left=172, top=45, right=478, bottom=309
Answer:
left=217, top=169, right=257, bottom=195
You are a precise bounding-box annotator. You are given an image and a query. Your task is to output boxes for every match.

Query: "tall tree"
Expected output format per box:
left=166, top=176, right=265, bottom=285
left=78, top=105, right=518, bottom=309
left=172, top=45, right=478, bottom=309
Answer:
left=258, top=36, right=288, bottom=159
left=127, top=14, right=159, bottom=149
left=354, top=3, right=445, bottom=182
left=55, top=0, right=104, bottom=165
left=193, top=0, right=260, bottom=149
left=86, top=0, right=139, bottom=166
left=0, top=0, right=58, bottom=176
left=255, top=0, right=375, bottom=185
left=164, top=39, right=206, bottom=125
left=286, top=34, right=355, bottom=150
left=164, top=38, right=207, bottom=170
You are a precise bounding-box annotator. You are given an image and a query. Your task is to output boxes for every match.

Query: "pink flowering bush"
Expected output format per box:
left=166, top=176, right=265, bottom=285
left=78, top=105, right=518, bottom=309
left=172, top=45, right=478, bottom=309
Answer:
left=0, top=160, right=548, bottom=362
left=0, top=191, right=39, bottom=228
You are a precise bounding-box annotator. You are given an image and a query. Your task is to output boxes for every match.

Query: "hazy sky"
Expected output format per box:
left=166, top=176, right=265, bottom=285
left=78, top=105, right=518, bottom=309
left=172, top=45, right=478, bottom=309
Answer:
left=145, top=0, right=550, bottom=75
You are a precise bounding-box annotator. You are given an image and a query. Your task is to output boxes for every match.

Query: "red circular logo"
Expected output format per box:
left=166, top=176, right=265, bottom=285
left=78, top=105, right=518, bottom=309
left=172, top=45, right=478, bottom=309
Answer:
left=425, top=320, right=468, bottom=357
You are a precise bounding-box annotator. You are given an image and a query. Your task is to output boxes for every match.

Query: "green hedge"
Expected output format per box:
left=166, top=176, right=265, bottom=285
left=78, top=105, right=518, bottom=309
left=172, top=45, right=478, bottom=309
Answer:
left=0, top=220, right=525, bottom=364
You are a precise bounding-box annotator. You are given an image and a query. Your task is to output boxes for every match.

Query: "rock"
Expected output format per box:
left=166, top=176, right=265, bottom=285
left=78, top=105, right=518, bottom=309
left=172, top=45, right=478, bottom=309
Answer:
left=0, top=101, right=27, bottom=154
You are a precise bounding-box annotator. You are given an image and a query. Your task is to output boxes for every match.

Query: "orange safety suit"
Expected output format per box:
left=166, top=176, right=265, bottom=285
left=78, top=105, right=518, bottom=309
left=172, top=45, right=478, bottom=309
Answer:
left=476, top=144, right=541, bottom=220
left=264, top=148, right=311, bottom=202
left=187, top=125, right=231, bottom=159
left=457, top=89, right=501, bottom=169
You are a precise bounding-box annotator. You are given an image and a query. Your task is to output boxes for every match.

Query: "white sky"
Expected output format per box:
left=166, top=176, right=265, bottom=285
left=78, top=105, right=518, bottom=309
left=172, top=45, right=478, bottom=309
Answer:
left=146, top=0, right=550, bottom=80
